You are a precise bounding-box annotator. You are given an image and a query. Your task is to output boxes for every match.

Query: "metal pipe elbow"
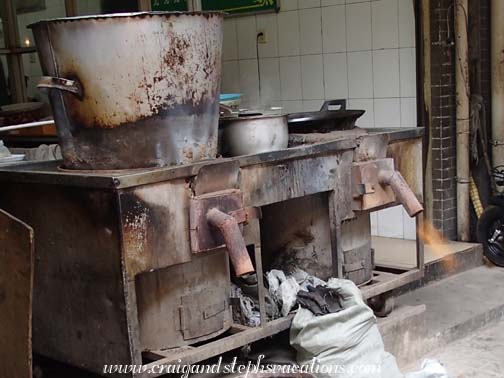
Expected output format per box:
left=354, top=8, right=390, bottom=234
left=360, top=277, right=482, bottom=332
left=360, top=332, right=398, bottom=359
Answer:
left=378, top=170, right=424, bottom=217
left=206, top=208, right=255, bottom=277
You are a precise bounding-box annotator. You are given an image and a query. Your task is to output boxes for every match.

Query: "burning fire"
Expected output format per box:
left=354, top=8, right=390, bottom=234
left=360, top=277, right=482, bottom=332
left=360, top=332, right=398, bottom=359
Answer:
left=417, top=220, right=456, bottom=271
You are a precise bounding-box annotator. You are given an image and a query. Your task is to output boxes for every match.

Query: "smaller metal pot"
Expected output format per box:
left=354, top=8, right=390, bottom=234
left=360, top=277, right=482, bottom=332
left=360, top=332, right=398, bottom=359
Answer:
left=220, top=114, right=288, bottom=156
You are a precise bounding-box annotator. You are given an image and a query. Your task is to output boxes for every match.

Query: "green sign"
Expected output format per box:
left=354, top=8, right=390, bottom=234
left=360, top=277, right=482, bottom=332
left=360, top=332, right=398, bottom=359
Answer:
left=151, top=0, right=188, bottom=11
left=201, top=0, right=278, bottom=15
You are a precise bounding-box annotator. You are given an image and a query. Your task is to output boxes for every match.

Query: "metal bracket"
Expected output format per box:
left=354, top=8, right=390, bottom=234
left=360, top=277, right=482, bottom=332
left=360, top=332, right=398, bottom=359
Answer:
left=189, top=190, right=261, bottom=254
left=229, top=207, right=262, bottom=224
left=343, top=261, right=365, bottom=273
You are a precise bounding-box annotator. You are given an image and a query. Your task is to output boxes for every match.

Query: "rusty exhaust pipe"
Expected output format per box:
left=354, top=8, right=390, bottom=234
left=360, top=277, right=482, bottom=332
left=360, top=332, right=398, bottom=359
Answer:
left=206, top=208, right=255, bottom=277
left=378, top=170, right=424, bottom=217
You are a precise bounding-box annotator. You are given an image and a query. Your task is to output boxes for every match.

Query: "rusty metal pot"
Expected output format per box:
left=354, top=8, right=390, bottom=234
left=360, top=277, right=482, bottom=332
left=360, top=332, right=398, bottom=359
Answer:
left=29, top=12, right=223, bottom=170
left=220, top=114, right=289, bottom=156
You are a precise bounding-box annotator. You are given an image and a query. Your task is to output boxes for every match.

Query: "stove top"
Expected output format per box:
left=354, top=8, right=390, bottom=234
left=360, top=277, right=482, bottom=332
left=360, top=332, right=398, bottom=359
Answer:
left=0, top=127, right=422, bottom=189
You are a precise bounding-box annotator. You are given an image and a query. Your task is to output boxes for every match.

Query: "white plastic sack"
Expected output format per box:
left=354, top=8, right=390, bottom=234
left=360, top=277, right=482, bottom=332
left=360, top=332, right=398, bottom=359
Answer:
left=290, top=278, right=403, bottom=378
left=405, top=359, right=448, bottom=378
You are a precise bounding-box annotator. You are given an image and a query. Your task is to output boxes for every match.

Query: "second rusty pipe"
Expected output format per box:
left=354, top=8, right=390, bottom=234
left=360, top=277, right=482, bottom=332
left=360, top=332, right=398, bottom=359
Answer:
left=378, top=170, right=424, bottom=217
left=207, top=208, right=255, bottom=277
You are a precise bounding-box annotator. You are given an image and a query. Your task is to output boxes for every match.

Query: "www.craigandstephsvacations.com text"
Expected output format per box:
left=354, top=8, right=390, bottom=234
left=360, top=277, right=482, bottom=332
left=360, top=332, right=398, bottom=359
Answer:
left=103, top=355, right=382, bottom=376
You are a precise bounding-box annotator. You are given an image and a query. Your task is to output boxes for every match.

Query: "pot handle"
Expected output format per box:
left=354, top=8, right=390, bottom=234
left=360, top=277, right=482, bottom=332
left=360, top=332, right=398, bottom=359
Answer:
left=37, top=76, right=83, bottom=98
left=320, top=99, right=346, bottom=112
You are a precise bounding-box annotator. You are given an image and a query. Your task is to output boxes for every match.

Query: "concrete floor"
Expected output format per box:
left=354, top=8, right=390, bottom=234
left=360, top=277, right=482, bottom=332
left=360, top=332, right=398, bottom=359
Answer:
left=404, top=321, right=504, bottom=377
left=373, top=236, right=480, bottom=269
left=397, top=265, right=504, bottom=339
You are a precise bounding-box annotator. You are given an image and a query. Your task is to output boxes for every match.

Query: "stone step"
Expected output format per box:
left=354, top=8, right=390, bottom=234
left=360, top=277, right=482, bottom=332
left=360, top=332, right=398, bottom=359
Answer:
left=380, top=265, right=504, bottom=368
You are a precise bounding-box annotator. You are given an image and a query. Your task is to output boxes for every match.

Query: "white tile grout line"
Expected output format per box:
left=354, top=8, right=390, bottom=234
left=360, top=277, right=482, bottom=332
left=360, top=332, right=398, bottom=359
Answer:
left=343, top=1, right=350, bottom=106
left=297, top=10, right=305, bottom=101
left=320, top=5, right=326, bottom=101
left=369, top=0, right=376, bottom=129
left=344, top=3, right=351, bottom=115
left=222, top=47, right=416, bottom=63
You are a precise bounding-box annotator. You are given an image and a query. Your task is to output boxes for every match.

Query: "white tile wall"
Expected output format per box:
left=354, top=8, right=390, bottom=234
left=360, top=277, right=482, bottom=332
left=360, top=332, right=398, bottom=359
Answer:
left=378, top=206, right=404, bottom=238
left=346, top=2, right=372, bottom=51
left=280, top=56, right=303, bottom=100
left=403, top=208, right=417, bottom=240
left=237, top=16, right=258, bottom=60
left=303, top=100, right=324, bottom=111
left=371, top=0, right=399, bottom=49
left=301, top=54, right=324, bottom=99
left=399, top=0, right=416, bottom=48
left=223, top=19, right=238, bottom=61
left=349, top=98, right=374, bottom=127
left=281, top=0, right=299, bottom=11
left=322, top=5, right=346, bottom=53
left=370, top=212, right=378, bottom=235
left=324, top=53, right=348, bottom=99
left=259, top=58, right=281, bottom=105
left=300, top=8, right=323, bottom=54
left=257, top=14, right=279, bottom=58
left=299, top=0, right=321, bottom=9
left=239, top=59, right=260, bottom=106
left=348, top=51, right=373, bottom=98
left=322, top=0, right=345, bottom=6
left=278, top=11, right=300, bottom=56
left=222, top=61, right=241, bottom=93
left=401, top=97, right=417, bottom=126
left=373, top=49, right=400, bottom=98
left=220, top=0, right=418, bottom=239
left=400, top=47, right=417, bottom=97
left=374, top=98, right=401, bottom=127
left=281, top=100, right=304, bottom=113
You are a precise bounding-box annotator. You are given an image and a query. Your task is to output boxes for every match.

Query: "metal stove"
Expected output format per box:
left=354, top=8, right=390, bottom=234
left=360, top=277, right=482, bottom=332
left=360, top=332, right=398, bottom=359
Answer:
left=0, top=126, right=423, bottom=377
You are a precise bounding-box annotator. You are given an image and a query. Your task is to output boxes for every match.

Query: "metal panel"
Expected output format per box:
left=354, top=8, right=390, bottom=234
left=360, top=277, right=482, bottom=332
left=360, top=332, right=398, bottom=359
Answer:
left=0, top=184, right=133, bottom=375
left=387, top=138, right=424, bottom=202
left=135, top=250, right=231, bottom=350
left=189, top=190, right=243, bottom=253
left=240, top=150, right=354, bottom=219
left=0, top=209, right=34, bottom=378
left=118, top=179, right=193, bottom=277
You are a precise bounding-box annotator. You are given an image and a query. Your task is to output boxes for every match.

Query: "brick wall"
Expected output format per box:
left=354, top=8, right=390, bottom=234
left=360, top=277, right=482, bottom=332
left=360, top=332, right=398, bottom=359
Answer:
left=467, top=0, right=492, bottom=237
left=429, top=0, right=457, bottom=239
left=479, top=0, right=491, bottom=125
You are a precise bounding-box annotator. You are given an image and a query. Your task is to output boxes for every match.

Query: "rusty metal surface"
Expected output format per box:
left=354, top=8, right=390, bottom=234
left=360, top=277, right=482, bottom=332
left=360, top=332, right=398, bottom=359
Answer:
left=30, top=12, right=223, bottom=169
left=119, top=179, right=193, bottom=278
left=0, top=135, right=358, bottom=189
left=352, top=158, right=396, bottom=211
left=206, top=208, right=254, bottom=276
left=0, top=129, right=422, bottom=189
left=262, top=196, right=373, bottom=285
left=135, top=250, right=231, bottom=350
left=229, top=206, right=262, bottom=224
left=0, top=209, right=34, bottom=378
left=0, top=184, right=133, bottom=375
left=0, top=133, right=358, bottom=188
left=387, top=138, right=424, bottom=202
left=189, top=190, right=243, bottom=253
left=354, top=133, right=389, bottom=161
left=378, top=170, right=424, bottom=217
left=261, top=194, right=334, bottom=280
left=0, top=127, right=425, bottom=375
left=341, top=215, right=373, bottom=285
left=192, top=160, right=240, bottom=196
left=240, top=150, right=354, bottom=215
left=288, top=127, right=368, bottom=147
left=139, top=316, right=294, bottom=378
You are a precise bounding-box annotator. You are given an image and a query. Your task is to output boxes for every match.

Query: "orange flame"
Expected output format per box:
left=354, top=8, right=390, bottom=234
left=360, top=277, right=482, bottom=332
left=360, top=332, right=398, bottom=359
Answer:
left=418, top=220, right=456, bottom=271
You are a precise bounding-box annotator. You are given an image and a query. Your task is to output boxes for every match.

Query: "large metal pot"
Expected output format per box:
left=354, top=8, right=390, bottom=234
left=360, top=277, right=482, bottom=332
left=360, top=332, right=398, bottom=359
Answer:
left=220, top=114, right=288, bottom=156
left=29, top=12, right=223, bottom=170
